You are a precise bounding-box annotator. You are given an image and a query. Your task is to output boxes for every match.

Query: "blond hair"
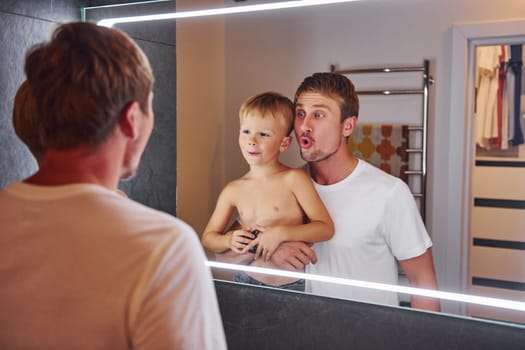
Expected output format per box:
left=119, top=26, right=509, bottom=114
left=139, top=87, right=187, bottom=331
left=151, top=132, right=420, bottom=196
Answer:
left=239, top=92, right=294, bottom=135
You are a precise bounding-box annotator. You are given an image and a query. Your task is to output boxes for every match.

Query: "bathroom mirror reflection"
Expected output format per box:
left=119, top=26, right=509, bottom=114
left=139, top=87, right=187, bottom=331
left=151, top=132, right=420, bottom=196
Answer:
left=84, top=0, right=525, bottom=326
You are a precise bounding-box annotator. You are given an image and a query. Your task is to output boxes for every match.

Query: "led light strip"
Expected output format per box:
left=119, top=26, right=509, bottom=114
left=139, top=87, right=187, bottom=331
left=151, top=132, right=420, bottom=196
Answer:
left=206, top=261, right=525, bottom=312
left=97, top=0, right=361, bottom=27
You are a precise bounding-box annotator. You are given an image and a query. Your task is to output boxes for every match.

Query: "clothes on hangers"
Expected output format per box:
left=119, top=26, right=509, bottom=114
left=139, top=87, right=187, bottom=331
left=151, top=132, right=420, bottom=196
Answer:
left=475, top=44, right=524, bottom=150
left=475, top=45, right=501, bottom=149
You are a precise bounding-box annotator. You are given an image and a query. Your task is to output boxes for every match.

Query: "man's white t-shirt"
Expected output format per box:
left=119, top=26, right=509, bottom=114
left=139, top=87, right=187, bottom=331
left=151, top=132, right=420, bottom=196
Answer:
left=0, top=182, right=227, bottom=350
left=306, top=160, right=432, bottom=306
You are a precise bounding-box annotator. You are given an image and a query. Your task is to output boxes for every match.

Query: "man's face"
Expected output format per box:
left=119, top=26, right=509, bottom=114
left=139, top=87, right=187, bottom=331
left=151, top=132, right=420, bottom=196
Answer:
left=121, top=92, right=154, bottom=180
left=293, top=92, right=346, bottom=163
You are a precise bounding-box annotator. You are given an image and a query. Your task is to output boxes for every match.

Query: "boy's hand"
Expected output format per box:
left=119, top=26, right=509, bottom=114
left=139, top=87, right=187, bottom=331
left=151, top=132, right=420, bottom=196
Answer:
left=230, top=228, right=257, bottom=253
left=242, top=226, right=283, bottom=261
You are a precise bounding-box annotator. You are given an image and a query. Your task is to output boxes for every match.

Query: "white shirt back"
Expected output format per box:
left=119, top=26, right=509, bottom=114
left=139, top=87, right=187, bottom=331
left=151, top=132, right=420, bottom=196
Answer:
left=0, top=182, right=226, bottom=350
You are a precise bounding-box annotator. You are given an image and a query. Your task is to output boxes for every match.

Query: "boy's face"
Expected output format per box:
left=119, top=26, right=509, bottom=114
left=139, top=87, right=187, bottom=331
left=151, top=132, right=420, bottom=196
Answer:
left=238, top=113, right=291, bottom=166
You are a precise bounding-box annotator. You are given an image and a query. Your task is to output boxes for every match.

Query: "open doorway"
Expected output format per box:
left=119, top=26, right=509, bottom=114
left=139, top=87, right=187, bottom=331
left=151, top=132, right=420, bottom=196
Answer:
left=468, top=41, right=525, bottom=324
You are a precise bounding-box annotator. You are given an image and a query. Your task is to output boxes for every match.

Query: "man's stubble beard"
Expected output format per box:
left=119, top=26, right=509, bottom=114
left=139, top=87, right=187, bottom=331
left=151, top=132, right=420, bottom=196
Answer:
left=299, top=135, right=343, bottom=163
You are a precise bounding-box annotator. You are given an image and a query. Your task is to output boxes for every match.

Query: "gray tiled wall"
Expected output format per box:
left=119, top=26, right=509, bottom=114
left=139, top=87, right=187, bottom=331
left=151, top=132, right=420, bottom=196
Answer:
left=0, top=1, right=80, bottom=190
left=0, top=0, right=177, bottom=216
left=113, top=20, right=177, bottom=215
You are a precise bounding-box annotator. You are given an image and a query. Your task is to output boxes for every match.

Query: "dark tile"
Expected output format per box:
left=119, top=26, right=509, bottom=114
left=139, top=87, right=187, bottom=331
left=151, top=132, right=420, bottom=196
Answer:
left=118, top=41, right=177, bottom=215
left=0, top=1, right=178, bottom=217
left=0, top=12, right=61, bottom=189
left=0, top=0, right=83, bottom=23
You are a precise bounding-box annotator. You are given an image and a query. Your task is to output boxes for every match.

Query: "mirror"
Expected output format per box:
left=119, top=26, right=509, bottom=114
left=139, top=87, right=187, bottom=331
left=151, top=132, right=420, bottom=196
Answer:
left=85, top=0, right=525, bottom=325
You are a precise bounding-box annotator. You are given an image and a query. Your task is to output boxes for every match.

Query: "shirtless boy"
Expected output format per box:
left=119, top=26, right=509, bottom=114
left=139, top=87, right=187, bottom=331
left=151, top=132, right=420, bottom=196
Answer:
left=201, top=92, right=334, bottom=291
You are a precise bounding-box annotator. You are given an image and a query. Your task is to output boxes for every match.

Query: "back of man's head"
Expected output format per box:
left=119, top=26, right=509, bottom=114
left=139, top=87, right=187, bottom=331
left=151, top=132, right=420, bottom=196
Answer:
left=24, top=22, right=154, bottom=150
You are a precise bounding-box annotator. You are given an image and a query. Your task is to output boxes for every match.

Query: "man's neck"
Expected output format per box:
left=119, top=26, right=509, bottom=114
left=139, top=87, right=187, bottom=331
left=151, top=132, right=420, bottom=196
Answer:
left=25, top=143, right=122, bottom=191
left=309, top=151, right=358, bottom=185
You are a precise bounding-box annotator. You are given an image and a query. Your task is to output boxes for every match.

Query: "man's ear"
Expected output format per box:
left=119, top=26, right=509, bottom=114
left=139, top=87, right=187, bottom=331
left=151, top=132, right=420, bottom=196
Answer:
left=342, top=116, right=357, bottom=138
left=118, top=101, right=141, bottom=140
left=280, top=135, right=292, bottom=152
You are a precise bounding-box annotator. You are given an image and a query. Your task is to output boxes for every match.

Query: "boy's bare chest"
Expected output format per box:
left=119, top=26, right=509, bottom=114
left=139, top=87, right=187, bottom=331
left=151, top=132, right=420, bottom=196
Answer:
left=235, top=180, right=302, bottom=227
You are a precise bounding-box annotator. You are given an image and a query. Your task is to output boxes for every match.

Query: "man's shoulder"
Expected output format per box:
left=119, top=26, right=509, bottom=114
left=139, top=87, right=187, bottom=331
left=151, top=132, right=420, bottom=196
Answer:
left=94, top=195, right=196, bottom=241
left=358, top=159, right=399, bottom=179
left=113, top=202, right=200, bottom=257
left=120, top=198, right=188, bottom=227
left=356, top=160, right=405, bottom=188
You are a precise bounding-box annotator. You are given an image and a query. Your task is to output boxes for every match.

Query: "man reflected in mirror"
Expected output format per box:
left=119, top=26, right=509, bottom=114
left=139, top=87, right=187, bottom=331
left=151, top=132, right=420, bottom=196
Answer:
left=283, top=72, right=440, bottom=311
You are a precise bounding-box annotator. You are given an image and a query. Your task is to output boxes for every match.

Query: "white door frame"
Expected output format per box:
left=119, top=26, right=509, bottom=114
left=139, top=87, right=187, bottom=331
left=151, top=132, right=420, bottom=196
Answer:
left=449, top=20, right=525, bottom=308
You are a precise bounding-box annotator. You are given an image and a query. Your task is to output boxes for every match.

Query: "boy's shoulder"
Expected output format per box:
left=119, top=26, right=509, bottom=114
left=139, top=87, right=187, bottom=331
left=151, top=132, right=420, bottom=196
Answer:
left=221, top=175, right=252, bottom=193
left=222, top=178, right=242, bottom=191
left=224, top=167, right=308, bottom=187
left=275, top=167, right=311, bottom=188
left=281, top=166, right=309, bottom=179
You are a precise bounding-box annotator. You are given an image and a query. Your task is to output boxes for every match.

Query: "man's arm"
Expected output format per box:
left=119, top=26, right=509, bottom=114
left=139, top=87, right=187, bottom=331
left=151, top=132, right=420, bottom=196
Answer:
left=215, top=220, right=317, bottom=271
left=399, top=248, right=441, bottom=312
left=216, top=238, right=317, bottom=271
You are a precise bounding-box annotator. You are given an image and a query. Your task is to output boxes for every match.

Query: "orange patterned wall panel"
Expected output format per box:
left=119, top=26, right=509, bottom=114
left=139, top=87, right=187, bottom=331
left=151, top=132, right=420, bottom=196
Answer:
left=348, top=124, right=409, bottom=182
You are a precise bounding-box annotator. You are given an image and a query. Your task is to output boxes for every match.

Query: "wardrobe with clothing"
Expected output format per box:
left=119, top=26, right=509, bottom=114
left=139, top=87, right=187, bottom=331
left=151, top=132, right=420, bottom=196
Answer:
left=470, top=43, right=525, bottom=324
left=475, top=44, right=525, bottom=152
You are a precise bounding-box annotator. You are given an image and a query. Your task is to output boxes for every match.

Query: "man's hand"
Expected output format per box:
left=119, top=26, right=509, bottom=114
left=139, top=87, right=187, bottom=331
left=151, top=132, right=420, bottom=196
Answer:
left=271, top=241, right=317, bottom=271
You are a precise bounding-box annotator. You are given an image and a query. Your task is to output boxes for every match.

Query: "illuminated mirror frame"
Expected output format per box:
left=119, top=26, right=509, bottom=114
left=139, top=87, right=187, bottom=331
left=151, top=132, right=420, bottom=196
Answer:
left=207, top=261, right=525, bottom=313
left=85, top=1, right=525, bottom=320
left=93, top=0, right=364, bottom=27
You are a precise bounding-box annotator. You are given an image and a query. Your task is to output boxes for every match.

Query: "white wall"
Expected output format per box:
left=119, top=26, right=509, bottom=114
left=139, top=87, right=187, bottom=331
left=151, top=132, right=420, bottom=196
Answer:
left=177, top=0, right=525, bottom=310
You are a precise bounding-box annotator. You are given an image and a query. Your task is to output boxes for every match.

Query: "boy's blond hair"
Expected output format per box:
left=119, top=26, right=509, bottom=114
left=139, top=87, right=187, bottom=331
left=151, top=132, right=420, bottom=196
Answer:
left=239, top=92, right=294, bottom=135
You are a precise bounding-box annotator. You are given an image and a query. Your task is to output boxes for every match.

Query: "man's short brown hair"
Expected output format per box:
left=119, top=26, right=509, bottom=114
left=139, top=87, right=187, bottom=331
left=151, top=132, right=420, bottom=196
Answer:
left=24, top=22, right=154, bottom=150
left=294, top=72, right=359, bottom=121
